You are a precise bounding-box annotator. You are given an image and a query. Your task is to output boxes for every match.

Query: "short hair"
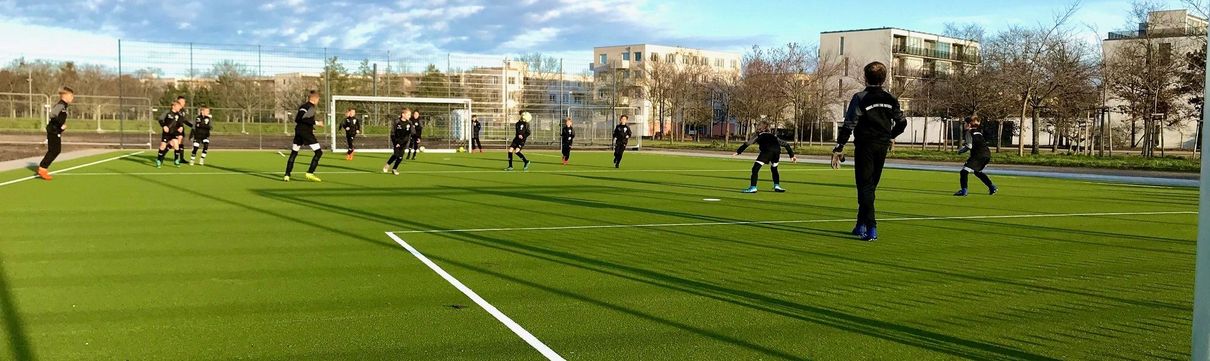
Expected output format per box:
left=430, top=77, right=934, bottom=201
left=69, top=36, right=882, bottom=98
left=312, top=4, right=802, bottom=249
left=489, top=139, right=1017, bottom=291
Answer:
left=402, top=107, right=413, bottom=113
left=967, top=115, right=982, bottom=125
left=472, top=114, right=478, bottom=118
left=759, top=121, right=771, bottom=130
left=308, top=90, right=319, bottom=97
left=58, top=87, right=74, bottom=95
left=200, top=104, right=210, bottom=109
left=564, top=117, right=573, bottom=122
left=620, top=115, right=629, bottom=120
left=347, top=108, right=356, bottom=112
left=864, top=62, right=887, bottom=86
left=176, top=95, right=186, bottom=101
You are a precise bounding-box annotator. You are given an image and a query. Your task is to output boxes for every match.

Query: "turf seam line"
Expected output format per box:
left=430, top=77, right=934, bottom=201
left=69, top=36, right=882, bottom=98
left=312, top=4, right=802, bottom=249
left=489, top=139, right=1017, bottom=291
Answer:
left=385, top=231, right=566, bottom=361
left=0, top=151, right=143, bottom=187
left=390, top=211, right=1197, bottom=234
left=55, top=168, right=834, bottom=176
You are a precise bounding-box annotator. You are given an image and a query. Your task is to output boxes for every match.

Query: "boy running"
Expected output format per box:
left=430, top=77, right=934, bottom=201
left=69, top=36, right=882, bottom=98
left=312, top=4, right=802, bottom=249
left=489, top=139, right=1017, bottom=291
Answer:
left=284, top=90, right=324, bottom=182
left=832, top=61, right=907, bottom=241
left=342, top=108, right=361, bottom=160
left=612, top=115, right=633, bottom=168
left=407, top=110, right=423, bottom=160
left=560, top=117, right=575, bottom=165
left=954, top=115, right=998, bottom=196
left=506, top=111, right=532, bottom=171
left=35, top=87, right=74, bottom=181
left=155, top=97, right=186, bottom=168
left=734, top=122, right=797, bottom=193
left=384, top=108, right=413, bottom=175
left=189, top=105, right=213, bottom=165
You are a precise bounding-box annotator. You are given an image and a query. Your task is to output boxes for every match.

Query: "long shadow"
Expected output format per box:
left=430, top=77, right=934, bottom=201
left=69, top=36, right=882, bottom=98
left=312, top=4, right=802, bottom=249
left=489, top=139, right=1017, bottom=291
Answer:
left=254, top=188, right=1065, bottom=360
left=205, top=163, right=282, bottom=182
left=0, top=254, right=34, bottom=361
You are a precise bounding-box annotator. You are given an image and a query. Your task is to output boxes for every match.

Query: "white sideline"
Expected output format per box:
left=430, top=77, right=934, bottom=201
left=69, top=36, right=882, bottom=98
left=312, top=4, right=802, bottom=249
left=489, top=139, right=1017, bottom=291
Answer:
left=0, top=151, right=143, bottom=188
left=385, top=232, right=565, bottom=361
left=57, top=168, right=834, bottom=177
left=391, top=211, right=1197, bottom=234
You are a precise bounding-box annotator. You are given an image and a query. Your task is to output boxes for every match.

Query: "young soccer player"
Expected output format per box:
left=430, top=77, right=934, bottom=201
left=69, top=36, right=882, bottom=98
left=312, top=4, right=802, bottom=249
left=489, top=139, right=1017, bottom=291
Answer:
left=612, top=115, right=633, bottom=168
left=173, top=96, right=189, bottom=165
left=284, top=90, right=324, bottom=182
left=189, top=105, right=213, bottom=166
left=35, top=87, right=74, bottom=181
left=734, top=121, right=797, bottom=193
left=506, top=111, right=532, bottom=171
left=560, top=117, right=575, bottom=165
left=954, top=115, right=998, bottom=196
left=832, top=61, right=907, bottom=241
left=471, top=115, right=483, bottom=153
left=155, top=97, right=187, bottom=168
left=407, top=110, right=423, bottom=160
left=342, top=108, right=361, bottom=160
left=384, top=107, right=413, bottom=175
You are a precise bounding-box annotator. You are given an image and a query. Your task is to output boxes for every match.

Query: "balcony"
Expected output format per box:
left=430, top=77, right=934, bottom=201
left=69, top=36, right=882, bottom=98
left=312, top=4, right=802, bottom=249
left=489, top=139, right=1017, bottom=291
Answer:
left=892, top=67, right=938, bottom=79
left=1107, top=27, right=1208, bottom=40
left=892, top=45, right=980, bottom=63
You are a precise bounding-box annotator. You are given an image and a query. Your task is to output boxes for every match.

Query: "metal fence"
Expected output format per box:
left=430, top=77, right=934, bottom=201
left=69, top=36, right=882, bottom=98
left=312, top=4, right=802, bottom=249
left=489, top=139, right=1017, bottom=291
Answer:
left=0, top=40, right=603, bottom=150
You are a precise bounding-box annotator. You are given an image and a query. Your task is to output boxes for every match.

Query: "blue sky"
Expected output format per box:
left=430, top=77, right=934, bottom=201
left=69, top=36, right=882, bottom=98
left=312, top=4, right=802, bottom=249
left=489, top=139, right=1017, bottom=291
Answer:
left=0, top=0, right=1187, bottom=75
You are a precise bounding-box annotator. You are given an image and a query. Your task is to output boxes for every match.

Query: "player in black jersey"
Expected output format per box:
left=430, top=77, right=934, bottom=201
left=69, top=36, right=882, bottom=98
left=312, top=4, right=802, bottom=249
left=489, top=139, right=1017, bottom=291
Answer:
left=471, top=115, right=483, bottom=153
left=612, top=115, right=632, bottom=168
left=188, top=105, right=213, bottom=165
left=506, top=111, right=532, bottom=171
left=734, top=122, right=797, bottom=193
left=284, top=91, right=324, bottom=182
left=172, top=96, right=188, bottom=165
left=384, top=108, right=413, bottom=175
left=954, top=115, right=998, bottom=196
left=36, top=87, right=74, bottom=181
left=560, top=117, right=575, bottom=165
left=341, top=108, right=361, bottom=161
left=833, top=62, right=908, bottom=241
left=155, top=97, right=187, bottom=168
left=407, top=110, right=423, bottom=160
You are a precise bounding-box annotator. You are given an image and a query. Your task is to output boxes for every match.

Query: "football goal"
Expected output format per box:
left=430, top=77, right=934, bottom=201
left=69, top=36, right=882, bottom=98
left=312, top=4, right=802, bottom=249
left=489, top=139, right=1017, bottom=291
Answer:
left=327, top=95, right=473, bottom=154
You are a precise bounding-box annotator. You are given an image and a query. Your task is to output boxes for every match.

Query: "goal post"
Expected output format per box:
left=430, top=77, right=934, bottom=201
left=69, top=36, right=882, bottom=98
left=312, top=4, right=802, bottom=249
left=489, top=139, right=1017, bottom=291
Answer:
left=328, top=95, right=473, bottom=154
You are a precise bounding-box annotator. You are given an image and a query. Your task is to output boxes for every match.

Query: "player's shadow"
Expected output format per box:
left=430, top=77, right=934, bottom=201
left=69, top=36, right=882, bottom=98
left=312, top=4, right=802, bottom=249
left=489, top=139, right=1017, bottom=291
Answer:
left=204, top=163, right=282, bottom=182
left=0, top=255, right=34, bottom=361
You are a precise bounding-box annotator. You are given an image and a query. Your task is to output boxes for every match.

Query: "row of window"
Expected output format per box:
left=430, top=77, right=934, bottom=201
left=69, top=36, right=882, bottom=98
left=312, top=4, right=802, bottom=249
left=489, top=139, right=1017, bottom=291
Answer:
left=599, top=51, right=740, bottom=69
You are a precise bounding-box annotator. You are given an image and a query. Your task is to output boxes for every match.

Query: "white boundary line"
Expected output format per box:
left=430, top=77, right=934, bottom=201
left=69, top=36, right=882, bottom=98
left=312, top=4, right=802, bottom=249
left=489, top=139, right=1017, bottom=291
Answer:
left=391, top=211, right=1197, bottom=234
left=385, top=232, right=565, bottom=361
left=0, top=151, right=143, bottom=188
left=55, top=168, right=834, bottom=177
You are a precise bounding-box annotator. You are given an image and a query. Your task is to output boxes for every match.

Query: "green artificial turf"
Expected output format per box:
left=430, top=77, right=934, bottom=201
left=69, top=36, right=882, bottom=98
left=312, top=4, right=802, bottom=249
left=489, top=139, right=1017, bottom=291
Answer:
left=0, top=150, right=1197, bottom=360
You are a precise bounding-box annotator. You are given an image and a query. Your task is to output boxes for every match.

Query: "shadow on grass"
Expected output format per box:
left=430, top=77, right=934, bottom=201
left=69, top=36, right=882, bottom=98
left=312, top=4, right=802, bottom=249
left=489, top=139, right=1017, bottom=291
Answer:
left=0, top=254, right=34, bottom=361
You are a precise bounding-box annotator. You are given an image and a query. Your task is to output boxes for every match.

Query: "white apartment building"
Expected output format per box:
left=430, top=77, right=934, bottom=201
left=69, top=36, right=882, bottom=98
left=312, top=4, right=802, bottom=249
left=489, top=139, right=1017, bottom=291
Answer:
left=590, top=44, right=742, bottom=136
left=1104, top=9, right=1208, bottom=149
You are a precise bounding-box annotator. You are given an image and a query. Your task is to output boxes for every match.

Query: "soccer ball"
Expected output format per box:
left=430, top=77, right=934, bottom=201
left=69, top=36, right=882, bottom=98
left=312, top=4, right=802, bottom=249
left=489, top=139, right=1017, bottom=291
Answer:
left=457, top=147, right=466, bottom=153
left=419, top=146, right=426, bottom=153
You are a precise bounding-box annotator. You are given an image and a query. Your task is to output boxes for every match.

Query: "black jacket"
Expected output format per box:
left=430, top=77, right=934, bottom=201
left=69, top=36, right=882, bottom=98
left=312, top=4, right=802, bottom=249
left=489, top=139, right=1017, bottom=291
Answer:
left=837, top=86, right=907, bottom=148
left=46, top=100, right=69, bottom=134
left=342, top=116, right=360, bottom=136
left=514, top=120, right=531, bottom=140
left=472, top=120, right=481, bottom=138
left=295, top=102, right=318, bottom=136
left=561, top=125, right=575, bottom=145
left=391, top=117, right=410, bottom=144
left=192, top=115, right=212, bottom=139
left=612, top=124, right=632, bottom=144
left=960, top=129, right=991, bottom=159
left=737, top=131, right=795, bottom=158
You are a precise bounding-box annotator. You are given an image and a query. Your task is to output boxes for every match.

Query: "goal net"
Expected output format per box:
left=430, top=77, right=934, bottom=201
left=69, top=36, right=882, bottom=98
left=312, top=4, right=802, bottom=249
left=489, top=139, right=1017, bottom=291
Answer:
left=327, top=95, right=473, bottom=153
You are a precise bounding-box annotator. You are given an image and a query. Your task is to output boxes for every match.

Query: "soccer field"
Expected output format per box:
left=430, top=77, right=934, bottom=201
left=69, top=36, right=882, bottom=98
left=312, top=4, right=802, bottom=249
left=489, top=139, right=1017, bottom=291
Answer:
left=0, top=150, right=1197, bottom=360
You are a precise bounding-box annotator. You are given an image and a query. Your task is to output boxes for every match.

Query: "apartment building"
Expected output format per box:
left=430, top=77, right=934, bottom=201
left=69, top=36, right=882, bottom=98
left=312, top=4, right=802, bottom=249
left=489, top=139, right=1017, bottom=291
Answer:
left=590, top=44, right=742, bottom=136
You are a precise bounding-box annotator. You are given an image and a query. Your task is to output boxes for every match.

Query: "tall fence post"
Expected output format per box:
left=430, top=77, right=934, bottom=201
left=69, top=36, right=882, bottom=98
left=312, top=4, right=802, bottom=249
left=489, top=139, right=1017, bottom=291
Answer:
left=118, top=39, right=125, bottom=149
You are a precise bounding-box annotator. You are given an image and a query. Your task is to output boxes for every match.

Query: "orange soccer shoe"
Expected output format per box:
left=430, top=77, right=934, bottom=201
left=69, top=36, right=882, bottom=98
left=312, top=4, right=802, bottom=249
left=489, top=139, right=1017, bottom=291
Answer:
left=36, top=167, right=52, bottom=181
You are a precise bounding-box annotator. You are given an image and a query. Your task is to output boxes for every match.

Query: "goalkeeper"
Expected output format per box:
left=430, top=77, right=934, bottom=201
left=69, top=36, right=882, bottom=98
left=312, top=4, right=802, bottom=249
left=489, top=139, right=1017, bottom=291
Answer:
left=953, top=115, right=997, bottom=196
left=734, top=121, right=796, bottom=193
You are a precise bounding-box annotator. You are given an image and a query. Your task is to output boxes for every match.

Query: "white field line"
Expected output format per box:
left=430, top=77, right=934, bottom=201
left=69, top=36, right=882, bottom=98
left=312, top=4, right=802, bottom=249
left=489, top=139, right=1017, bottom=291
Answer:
left=385, top=232, right=565, bottom=361
left=57, top=168, right=834, bottom=177
left=0, top=151, right=143, bottom=187
left=391, top=211, right=1197, bottom=235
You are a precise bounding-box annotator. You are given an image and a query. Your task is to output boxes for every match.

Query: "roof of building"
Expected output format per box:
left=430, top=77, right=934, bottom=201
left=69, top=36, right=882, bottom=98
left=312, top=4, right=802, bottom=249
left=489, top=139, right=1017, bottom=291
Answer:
left=591, top=43, right=742, bottom=55
left=820, top=27, right=979, bottom=43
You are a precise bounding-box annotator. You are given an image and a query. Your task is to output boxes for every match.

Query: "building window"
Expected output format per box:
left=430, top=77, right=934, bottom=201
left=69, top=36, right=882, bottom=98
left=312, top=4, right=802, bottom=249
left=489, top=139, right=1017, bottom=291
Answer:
left=599, top=54, right=607, bottom=64
left=731, top=60, right=738, bottom=69
left=622, top=52, right=631, bottom=61
left=651, top=53, right=659, bottom=62
left=550, top=94, right=557, bottom=102
left=635, top=52, right=643, bottom=62
left=508, top=77, right=516, bottom=85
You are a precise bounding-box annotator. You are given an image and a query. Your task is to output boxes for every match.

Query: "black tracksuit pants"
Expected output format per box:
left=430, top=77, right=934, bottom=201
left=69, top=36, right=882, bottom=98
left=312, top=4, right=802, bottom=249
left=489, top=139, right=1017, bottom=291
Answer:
left=39, top=129, right=61, bottom=169
left=854, top=142, right=889, bottom=227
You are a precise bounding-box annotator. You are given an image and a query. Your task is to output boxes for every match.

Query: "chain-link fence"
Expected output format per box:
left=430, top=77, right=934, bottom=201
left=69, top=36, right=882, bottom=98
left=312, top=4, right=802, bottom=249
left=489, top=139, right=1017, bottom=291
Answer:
left=0, top=40, right=610, bottom=150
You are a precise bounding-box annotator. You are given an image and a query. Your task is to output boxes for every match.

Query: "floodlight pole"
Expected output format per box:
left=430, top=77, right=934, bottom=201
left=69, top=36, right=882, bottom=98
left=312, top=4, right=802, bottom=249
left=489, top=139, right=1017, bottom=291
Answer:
left=1193, top=30, right=1210, bottom=361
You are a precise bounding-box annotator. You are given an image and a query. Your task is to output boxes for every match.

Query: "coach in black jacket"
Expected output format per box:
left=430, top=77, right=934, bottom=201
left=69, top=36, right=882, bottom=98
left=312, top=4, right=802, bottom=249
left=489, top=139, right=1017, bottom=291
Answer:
left=832, top=61, right=907, bottom=241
